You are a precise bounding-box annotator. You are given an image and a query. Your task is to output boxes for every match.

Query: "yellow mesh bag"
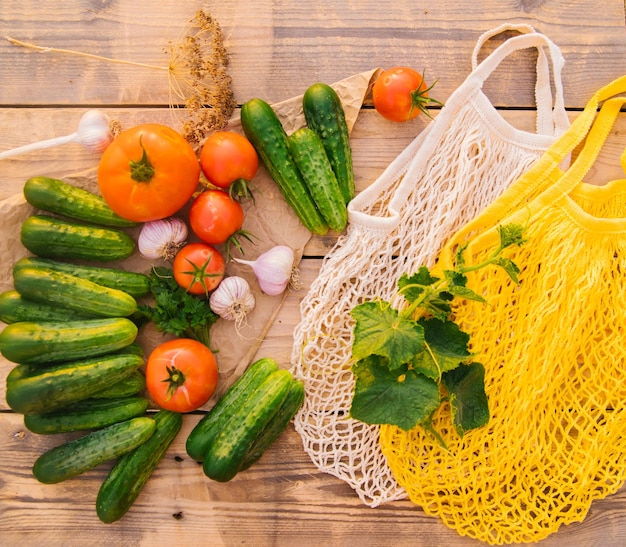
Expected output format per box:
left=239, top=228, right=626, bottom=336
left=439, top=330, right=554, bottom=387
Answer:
left=379, top=81, right=626, bottom=544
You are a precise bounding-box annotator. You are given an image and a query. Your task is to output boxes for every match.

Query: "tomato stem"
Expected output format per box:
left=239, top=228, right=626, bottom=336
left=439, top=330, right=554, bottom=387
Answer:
left=129, top=137, right=156, bottom=182
left=228, top=178, right=256, bottom=203
left=162, top=364, right=186, bottom=401
left=408, top=71, right=444, bottom=121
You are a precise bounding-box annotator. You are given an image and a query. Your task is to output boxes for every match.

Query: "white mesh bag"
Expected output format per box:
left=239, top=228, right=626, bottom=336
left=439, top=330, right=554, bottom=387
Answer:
left=290, top=24, right=571, bottom=507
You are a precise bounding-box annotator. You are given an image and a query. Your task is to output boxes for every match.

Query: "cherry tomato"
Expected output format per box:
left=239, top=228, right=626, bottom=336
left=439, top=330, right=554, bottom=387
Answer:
left=146, top=338, right=218, bottom=412
left=200, top=131, right=258, bottom=199
left=189, top=189, right=245, bottom=245
left=173, top=242, right=225, bottom=295
left=97, top=123, right=200, bottom=222
left=372, top=67, right=442, bottom=122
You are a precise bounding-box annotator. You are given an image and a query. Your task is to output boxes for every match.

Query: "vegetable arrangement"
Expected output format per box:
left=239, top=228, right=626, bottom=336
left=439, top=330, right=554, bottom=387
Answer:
left=2, top=84, right=357, bottom=519
left=2, top=64, right=438, bottom=522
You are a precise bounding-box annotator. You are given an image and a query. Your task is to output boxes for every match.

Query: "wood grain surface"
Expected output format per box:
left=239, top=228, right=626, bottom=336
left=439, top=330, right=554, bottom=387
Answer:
left=1, top=1, right=626, bottom=546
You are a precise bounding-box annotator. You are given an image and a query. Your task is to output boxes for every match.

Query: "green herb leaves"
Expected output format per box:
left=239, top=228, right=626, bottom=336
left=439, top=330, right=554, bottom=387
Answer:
left=349, top=223, right=525, bottom=444
left=138, top=266, right=218, bottom=348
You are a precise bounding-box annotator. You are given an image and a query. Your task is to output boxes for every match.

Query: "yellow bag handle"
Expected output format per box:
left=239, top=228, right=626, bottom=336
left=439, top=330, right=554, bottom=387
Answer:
left=440, top=75, right=626, bottom=263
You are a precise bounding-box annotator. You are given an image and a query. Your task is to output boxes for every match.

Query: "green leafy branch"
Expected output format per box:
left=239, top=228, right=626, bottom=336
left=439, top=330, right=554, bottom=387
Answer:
left=348, top=224, right=525, bottom=446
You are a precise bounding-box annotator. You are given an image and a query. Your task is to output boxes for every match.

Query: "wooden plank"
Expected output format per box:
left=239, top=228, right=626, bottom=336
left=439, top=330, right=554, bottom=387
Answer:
left=0, top=0, right=624, bottom=107
left=2, top=411, right=626, bottom=546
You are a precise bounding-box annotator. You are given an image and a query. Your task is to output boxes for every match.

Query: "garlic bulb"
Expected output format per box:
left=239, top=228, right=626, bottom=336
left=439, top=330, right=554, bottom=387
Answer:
left=0, top=109, right=117, bottom=160
left=75, top=109, right=117, bottom=153
left=138, top=217, right=188, bottom=260
left=210, top=276, right=256, bottom=327
left=233, top=245, right=295, bottom=296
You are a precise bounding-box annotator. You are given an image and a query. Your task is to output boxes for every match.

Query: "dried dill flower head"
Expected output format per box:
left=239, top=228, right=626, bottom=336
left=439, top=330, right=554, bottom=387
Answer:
left=167, top=10, right=237, bottom=146
left=6, top=9, right=236, bottom=147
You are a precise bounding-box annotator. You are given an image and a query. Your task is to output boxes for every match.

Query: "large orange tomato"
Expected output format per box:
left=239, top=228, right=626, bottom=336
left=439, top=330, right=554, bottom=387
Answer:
left=97, top=124, right=200, bottom=222
left=146, top=338, right=218, bottom=413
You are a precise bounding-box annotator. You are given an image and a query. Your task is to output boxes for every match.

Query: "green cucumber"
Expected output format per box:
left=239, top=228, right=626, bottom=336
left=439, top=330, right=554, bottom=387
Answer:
left=96, top=410, right=182, bottom=523
left=20, top=214, right=135, bottom=262
left=13, top=257, right=150, bottom=298
left=13, top=266, right=138, bottom=318
left=239, top=379, right=305, bottom=471
left=23, top=396, right=149, bottom=434
left=240, top=98, right=328, bottom=235
left=202, top=369, right=293, bottom=482
left=94, top=370, right=146, bottom=398
left=32, top=416, right=155, bottom=484
left=185, top=357, right=279, bottom=461
left=0, top=290, right=96, bottom=324
left=23, top=176, right=138, bottom=228
left=0, top=317, right=138, bottom=365
left=5, top=352, right=144, bottom=414
left=302, top=82, right=355, bottom=203
left=288, top=127, right=348, bottom=232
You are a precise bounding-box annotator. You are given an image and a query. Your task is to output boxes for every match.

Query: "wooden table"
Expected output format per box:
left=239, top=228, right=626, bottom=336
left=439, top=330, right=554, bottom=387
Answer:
left=2, top=1, right=626, bottom=545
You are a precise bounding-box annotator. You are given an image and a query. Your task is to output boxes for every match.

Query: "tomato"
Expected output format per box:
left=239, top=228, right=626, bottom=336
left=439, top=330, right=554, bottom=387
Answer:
left=189, top=189, right=253, bottom=260
left=173, top=242, right=226, bottom=295
left=146, top=338, right=218, bottom=412
left=97, top=123, right=200, bottom=222
left=199, top=131, right=258, bottom=199
left=372, top=67, right=442, bottom=122
left=189, top=189, right=245, bottom=244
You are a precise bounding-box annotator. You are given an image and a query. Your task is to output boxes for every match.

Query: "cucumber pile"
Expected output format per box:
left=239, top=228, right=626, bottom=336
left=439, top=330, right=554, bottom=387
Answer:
left=0, top=176, right=181, bottom=522
left=186, top=357, right=304, bottom=482
left=241, top=82, right=354, bottom=235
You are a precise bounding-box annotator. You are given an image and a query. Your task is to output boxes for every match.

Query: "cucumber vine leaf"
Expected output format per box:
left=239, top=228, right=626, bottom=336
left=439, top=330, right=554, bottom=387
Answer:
left=348, top=223, right=526, bottom=445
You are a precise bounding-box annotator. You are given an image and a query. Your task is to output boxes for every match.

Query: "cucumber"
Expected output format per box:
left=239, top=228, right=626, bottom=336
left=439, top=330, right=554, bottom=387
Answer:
left=96, top=410, right=182, bottom=523
left=32, top=416, right=156, bottom=484
left=288, top=127, right=348, bottom=232
left=202, top=369, right=293, bottom=482
left=302, top=82, right=355, bottom=203
left=239, top=379, right=305, bottom=471
left=23, top=176, right=138, bottom=228
left=13, top=266, right=138, bottom=318
left=240, top=98, right=328, bottom=235
left=13, top=257, right=150, bottom=298
left=5, top=352, right=144, bottom=414
left=0, top=317, right=138, bottom=365
left=94, top=370, right=146, bottom=399
left=185, top=357, right=279, bottom=461
left=20, top=214, right=135, bottom=262
left=23, top=396, right=149, bottom=434
left=0, top=290, right=96, bottom=324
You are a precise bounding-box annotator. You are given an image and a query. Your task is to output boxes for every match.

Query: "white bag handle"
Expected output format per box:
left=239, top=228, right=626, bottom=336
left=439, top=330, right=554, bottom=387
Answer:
left=471, top=23, right=562, bottom=136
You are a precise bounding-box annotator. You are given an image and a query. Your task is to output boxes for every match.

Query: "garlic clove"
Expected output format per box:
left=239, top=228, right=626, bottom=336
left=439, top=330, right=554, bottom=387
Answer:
left=138, top=217, right=188, bottom=260
left=233, top=245, right=295, bottom=296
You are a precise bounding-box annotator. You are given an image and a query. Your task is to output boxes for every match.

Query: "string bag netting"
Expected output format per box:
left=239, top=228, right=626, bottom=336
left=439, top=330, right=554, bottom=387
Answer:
left=379, top=77, right=626, bottom=544
left=290, top=24, right=570, bottom=507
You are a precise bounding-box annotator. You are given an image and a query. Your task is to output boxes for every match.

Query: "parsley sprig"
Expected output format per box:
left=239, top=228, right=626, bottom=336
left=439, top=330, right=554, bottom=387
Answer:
left=349, top=224, right=526, bottom=447
left=138, top=266, right=218, bottom=348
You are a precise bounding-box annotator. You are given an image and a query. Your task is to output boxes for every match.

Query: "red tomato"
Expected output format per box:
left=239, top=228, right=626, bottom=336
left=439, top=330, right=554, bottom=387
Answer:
left=173, top=242, right=225, bottom=295
left=372, top=67, right=442, bottom=122
left=189, top=190, right=247, bottom=255
left=97, top=124, right=200, bottom=222
left=199, top=131, right=258, bottom=199
left=146, top=338, right=218, bottom=412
